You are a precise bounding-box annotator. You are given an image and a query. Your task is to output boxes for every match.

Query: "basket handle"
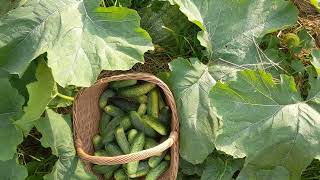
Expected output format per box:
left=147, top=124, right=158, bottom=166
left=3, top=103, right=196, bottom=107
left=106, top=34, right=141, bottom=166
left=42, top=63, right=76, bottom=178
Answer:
left=76, top=131, right=178, bottom=165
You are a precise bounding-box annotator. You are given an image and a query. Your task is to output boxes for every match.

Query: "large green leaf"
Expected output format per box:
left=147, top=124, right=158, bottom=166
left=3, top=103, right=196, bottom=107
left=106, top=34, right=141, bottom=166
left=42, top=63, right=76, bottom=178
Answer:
left=311, top=49, right=320, bottom=76
left=166, top=58, right=219, bottom=164
left=201, top=155, right=243, bottom=180
left=210, top=70, right=320, bottom=180
left=0, top=78, right=24, bottom=160
left=35, top=109, right=95, bottom=180
left=0, top=0, right=153, bottom=87
left=0, top=157, right=28, bottom=180
left=166, top=0, right=298, bottom=74
left=0, top=0, right=27, bottom=16
left=14, top=60, right=56, bottom=134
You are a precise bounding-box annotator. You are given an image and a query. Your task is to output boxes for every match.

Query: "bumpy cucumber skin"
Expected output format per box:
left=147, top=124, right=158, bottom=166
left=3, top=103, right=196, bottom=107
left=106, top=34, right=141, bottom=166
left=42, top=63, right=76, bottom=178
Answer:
left=92, top=164, right=120, bottom=174
left=118, top=83, right=156, bottom=97
left=144, top=138, right=158, bottom=150
left=129, top=111, right=157, bottom=137
left=158, top=90, right=166, bottom=110
left=109, top=97, right=139, bottom=112
left=115, top=127, right=130, bottom=154
left=119, top=116, right=131, bottom=130
left=127, top=132, right=145, bottom=175
left=164, top=154, right=171, bottom=161
left=105, top=143, right=123, bottom=156
left=109, top=80, right=137, bottom=89
left=104, top=105, right=125, bottom=117
left=148, top=150, right=167, bottom=168
left=94, top=150, right=108, bottom=156
left=137, top=103, right=147, bottom=116
left=100, top=113, right=111, bottom=134
left=145, top=161, right=169, bottom=180
left=147, top=89, right=159, bottom=118
left=93, top=135, right=103, bottom=150
left=99, top=90, right=115, bottom=109
left=133, top=95, right=148, bottom=104
left=128, top=161, right=150, bottom=178
left=128, top=129, right=138, bottom=144
left=142, top=115, right=168, bottom=135
left=114, top=168, right=127, bottom=180
left=102, top=116, right=122, bottom=144
left=158, top=106, right=170, bottom=126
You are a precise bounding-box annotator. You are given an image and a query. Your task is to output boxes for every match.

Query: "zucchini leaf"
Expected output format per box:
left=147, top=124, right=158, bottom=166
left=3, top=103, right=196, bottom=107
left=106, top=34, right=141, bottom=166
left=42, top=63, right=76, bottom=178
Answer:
left=35, top=109, right=95, bottom=180
left=210, top=70, right=320, bottom=180
left=0, top=0, right=153, bottom=87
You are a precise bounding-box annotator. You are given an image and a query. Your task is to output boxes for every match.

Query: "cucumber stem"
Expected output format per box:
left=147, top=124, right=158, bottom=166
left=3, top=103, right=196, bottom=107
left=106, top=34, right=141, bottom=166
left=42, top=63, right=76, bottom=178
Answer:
left=56, top=92, right=74, bottom=101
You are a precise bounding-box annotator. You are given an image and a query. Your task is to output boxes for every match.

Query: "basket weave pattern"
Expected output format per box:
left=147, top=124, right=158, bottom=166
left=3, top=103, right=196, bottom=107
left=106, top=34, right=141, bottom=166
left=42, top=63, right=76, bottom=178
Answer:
left=73, top=73, right=179, bottom=180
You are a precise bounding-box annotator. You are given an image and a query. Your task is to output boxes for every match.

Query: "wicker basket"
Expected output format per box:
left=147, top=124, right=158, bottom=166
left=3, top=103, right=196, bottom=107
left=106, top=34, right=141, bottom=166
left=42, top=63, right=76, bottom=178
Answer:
left=73, top=73, right=179, bottom=180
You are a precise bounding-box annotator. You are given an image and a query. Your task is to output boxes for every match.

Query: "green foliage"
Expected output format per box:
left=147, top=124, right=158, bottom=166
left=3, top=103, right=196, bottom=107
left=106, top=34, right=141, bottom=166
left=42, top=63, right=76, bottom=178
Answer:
left=0, top=0, right=153, bottom=87
left=0, top=157, right=28, bottom=180
left=35, top=109, right=95, bottom=179
left=210, top=70, right=320, bottom=179
left=163, top=57, right=218, bottom=164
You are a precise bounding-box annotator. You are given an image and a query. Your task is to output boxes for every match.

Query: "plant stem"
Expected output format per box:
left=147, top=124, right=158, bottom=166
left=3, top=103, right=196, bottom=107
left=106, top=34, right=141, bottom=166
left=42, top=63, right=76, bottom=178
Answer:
left=56, top=93, right=74, bottom=101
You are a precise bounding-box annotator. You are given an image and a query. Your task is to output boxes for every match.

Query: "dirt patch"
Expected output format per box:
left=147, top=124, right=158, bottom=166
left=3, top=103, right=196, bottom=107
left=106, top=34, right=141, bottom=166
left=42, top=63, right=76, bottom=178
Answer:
left=292, top=0, right=320, bottom=47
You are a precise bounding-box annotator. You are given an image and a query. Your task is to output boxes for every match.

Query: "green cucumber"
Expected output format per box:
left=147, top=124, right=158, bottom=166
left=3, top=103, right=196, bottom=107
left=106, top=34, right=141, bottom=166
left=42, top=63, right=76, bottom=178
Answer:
left=148, top=150, right=167, bottom=168
left=100, top=113, right=111, bottom=134
left=158, top=90, right=166, bottom=110
left=118, top=83, right=156, bottom=97
left=104, top=105, right=125, bottom=117
left=115, top=127, right=130, bottom=154
left=145, top=161, right=169, bottom=180
left=114, top=168, right=127, bottom=180
left=129, top=161, right=150, bottom=178
left=142, top=115, right=168, bottom=136
left=94, top=150, right=108, bottom=156
left=127, top=132, right=145, bottom=175
left=105, top=143, right=123, bottom=156
left=133, top=95, right=148, bottom=104
left=102, top=116, right=122, bottom=143
left=99, top=90, right=115, bottom=109
left=147, top=89, right=159, bottom=118
left=92, top=164, right=119, bottom=174
left=144, top=138, right=158, bottom=149
left=92, top=135, right=103, bottom=150
left=109, top=97, right=139, bottom=112
left=159, top=106, right=170, bottom=126
left=137, top=103, right=147, bottom=115
left=128, top=129, right=138, bottom=144
left=119, top=116, right=131, bottom=130
left=109, top=80, right=137, bottom=89
left=164, top=154, right=171, bottom=161
left=129, top=111, right=157, bottom=137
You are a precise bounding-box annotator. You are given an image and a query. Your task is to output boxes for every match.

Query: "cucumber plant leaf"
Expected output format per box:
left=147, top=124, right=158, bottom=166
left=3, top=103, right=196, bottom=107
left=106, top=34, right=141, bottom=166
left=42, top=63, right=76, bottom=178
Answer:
left=0, top=0, right=27, bottom=16
left=14, top=59, right=56, bottom=134
left=201, top=155, right=243, bottom=180
left=35, top=109, right=95, bottom=180
left=165, top=58, right=219, bottom=164
left=166, top=0, right=298, bottom=75
left=311, top=49, right=320, bottom=76
left=210, top=70, right=320, bottom=179
left=0, top=78, right=24, bottom=161
left=0, top=157, right=28, bottom=180
left=0, top=0, right=153, bottom=87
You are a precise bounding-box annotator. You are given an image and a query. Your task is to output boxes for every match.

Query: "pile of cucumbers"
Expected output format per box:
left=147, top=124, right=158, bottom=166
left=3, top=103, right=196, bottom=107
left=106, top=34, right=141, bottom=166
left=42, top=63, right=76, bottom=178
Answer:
left=92, top=79, right=171, bottom=180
